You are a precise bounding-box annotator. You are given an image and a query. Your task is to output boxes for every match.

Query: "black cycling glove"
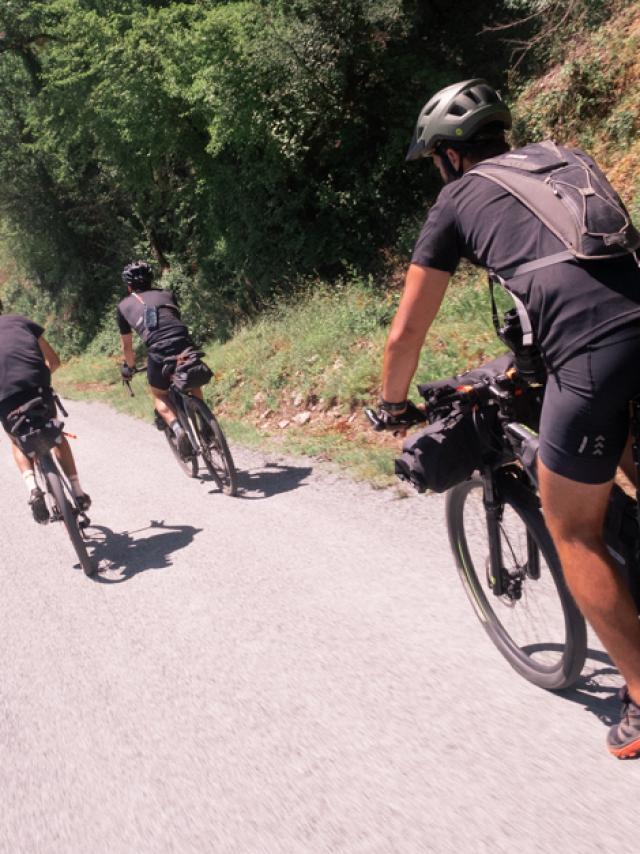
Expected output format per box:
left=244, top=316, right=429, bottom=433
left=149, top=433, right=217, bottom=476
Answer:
left=120, top=362, right=134, bottom=381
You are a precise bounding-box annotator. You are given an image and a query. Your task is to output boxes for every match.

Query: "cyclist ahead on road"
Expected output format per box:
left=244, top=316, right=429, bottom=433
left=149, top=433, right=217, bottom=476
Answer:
left=379, top=79, right=640, bottom=758
left=0, top=308, right=90, bottom=523
left=117, top=261, right=205, bottom=458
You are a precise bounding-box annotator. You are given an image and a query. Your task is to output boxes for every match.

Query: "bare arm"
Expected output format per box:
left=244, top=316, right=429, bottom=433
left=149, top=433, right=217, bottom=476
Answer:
left=381, top=264, right=451, bottom=403
left=121, top=333, right=135, bottom=369
left=37, top=336, right=61, bottom=373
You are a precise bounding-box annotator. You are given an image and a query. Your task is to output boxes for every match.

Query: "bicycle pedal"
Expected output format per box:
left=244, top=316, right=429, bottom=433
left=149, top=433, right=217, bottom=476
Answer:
left=78, top=514, right=91, bottom=530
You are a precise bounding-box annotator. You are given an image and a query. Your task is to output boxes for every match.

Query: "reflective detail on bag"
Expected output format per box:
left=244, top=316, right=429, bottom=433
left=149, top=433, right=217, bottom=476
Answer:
left=395, top=408, right=480, bottom=493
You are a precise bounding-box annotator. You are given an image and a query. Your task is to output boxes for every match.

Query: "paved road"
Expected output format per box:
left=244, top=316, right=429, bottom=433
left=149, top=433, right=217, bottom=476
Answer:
left=0, top=399, right=637, bottom=853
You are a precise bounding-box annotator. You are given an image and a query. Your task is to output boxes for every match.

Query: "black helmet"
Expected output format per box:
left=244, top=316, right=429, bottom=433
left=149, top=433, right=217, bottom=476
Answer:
left=406, top=78, right=511, bottom=161
left=122, top=260, right=153, bottom=290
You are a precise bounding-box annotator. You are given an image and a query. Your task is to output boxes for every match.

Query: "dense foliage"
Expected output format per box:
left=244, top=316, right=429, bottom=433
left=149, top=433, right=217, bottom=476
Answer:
left=0, top=0, right=630, bottom=352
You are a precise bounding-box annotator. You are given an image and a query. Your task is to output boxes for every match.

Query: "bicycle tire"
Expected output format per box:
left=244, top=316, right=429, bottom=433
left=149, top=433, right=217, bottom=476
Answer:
left=163, top=424, right=197, bottom=478
left=40, top=454, right=95, bottom=576
left=446, top=473, right=587, bottom=690
left=189, top=398, right=238, bottom=496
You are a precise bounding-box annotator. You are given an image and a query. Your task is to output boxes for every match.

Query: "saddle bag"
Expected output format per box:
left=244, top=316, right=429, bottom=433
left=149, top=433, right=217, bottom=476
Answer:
left=165, top=348, right=213, bottom=391
left=7, top=399, right=63, bottom=459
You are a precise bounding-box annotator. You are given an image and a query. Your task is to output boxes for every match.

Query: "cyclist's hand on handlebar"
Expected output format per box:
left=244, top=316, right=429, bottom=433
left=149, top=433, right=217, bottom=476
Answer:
left=365, top=400, right=428, bottom=433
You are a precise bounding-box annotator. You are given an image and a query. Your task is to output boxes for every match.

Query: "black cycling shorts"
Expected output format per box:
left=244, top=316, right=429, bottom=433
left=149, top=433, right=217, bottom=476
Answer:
left=539, top=325, right=640, bottom=484
left=0, top=386, right=55, bottom=433
left=146, top=338, right=193, bottom=391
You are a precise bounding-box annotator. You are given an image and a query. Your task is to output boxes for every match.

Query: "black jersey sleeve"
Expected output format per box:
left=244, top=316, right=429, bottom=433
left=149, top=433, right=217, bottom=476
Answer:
left=411, top=187, right=463, bottom=274
left=27, top=320, right=45, bottom=339
left=116, top=306, right=132, bottom=335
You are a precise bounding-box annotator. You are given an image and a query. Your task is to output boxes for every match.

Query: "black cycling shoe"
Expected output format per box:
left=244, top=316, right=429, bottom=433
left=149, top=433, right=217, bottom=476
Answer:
left=29, top=487, right=50, bottom=524
left=75, top=493, right=92, bottom=512
left=153, top=411, right=166, bottom=431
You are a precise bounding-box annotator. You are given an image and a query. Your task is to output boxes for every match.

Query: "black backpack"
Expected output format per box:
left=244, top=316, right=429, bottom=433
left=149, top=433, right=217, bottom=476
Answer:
left=470, top=140, right=640, bottom=280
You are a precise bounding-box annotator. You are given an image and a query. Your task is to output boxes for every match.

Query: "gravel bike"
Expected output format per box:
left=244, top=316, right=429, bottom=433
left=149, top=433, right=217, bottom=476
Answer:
left=8, top=393, right=95, bottom=576
left=368, top=363, right=640, bottom=690
left=124, top=364, right=238, bottom=496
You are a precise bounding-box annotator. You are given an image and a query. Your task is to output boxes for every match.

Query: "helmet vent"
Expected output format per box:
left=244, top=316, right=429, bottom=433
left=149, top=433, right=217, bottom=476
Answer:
left=449, top=104, right=466, bottom=117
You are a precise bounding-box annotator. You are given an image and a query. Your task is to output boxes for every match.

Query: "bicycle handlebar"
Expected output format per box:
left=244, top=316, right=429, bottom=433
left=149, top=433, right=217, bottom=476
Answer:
left=121, top=364, right=145, bottom=398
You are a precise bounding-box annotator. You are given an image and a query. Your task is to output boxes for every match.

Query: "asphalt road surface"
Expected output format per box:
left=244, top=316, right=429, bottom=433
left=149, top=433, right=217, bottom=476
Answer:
left=1, top=398, right=637, bottom=854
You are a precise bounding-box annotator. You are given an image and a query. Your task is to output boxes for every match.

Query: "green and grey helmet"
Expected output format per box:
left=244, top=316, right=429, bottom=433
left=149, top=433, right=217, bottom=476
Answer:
left=406, top=79, right=511, bottom=161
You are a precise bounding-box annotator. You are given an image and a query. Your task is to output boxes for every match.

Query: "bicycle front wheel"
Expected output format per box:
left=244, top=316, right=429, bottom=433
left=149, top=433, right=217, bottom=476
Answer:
left=446, top=474, right=586, bottom=690
left=190, top=398, right=238, bottom=496
left=39, top=455, right=95, bottom=576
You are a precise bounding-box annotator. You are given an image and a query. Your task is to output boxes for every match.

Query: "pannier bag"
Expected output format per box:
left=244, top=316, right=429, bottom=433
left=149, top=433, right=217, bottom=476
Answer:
left=164, top=348, right=213, bottom=391
left=395, top=354, right=515, bottom=494
left=7, top=399, right=63, bottom=459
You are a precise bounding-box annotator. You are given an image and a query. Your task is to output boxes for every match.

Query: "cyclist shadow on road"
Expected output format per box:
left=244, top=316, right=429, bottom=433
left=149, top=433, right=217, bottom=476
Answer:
left=227, top=462, right=313, bottom=499
left=83, top=520, right=202, bottom=583
left=556, top=648, right=623, bottom=726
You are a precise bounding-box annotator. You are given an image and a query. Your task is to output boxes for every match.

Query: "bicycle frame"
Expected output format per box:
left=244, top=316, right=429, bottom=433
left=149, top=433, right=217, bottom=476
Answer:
left=169, top=387, right=204, bottom=456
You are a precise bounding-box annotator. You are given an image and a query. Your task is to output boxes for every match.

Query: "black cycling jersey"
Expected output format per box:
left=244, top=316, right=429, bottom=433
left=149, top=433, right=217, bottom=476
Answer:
left=411, top=149, right=640, bottom=371
left=117, top=288, right=190, bottom=353
left=0, top=315, right=51, bottom=403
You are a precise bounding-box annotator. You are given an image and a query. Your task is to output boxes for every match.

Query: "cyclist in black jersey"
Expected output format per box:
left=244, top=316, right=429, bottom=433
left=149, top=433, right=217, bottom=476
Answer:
left=117, top=261, right=204, bottom=458
left=0, top=310, right=90, bottom=523
left=378, top=79, right=640, bottom=758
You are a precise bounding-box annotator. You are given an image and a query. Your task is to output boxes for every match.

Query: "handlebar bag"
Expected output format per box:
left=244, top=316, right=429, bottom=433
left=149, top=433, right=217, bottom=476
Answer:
left=395, top=406, right=481, bottom=493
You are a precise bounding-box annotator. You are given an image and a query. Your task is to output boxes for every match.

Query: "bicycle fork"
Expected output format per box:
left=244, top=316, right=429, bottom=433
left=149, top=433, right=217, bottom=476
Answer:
left=482, top=471, right=539, bottom=598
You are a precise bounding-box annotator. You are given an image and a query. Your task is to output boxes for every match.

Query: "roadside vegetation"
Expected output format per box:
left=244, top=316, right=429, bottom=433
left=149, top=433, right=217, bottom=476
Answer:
left=4, top=0, right=640, bottom=483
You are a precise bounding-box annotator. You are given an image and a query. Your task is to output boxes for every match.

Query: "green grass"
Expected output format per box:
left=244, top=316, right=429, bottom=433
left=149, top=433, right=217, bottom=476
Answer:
left=56, top=268, right=508, bottom=486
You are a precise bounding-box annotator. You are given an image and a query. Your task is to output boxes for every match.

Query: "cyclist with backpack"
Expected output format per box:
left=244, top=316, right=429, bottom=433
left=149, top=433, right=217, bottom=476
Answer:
left=117, top=261, right=205, bottom=458
left=0, top=310, right=90, bottom=522
left=377, top=79, right=640, bottom=758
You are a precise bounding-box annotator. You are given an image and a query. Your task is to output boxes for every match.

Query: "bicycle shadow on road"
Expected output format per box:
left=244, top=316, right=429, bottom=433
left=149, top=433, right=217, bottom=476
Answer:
left=232, top=462, right=314, bottom=499
left=83, top=520, right=203, bottom=583
left=556, top=648, right=623, bottom=726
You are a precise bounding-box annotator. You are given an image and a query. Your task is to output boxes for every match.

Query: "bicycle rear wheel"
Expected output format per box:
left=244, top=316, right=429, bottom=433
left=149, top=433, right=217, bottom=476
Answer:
left=446, top=473, right=586, bottom=690
left=189, top=398, right=238, bottom=496
left=39, top=454, right=95, bottom=576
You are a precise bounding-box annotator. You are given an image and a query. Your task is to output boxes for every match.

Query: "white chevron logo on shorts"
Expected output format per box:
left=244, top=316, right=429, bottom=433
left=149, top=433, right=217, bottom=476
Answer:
left=593, top=435, right=605, bottom=456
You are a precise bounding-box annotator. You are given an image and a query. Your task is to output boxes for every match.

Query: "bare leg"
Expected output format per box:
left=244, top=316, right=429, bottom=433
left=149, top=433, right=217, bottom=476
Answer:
left=52, top=435, right=78, bottom=479
left=11, top=439, right=34, bottom=475
left=150, top=386, right=178, bottom=425
left=538, top=458, right=640, bottom=703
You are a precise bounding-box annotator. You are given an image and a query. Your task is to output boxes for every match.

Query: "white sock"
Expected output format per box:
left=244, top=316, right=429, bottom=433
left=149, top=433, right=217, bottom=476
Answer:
left=22, top=470, right=37, bottom=492
left=69, top=475, right=84, bottom=498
